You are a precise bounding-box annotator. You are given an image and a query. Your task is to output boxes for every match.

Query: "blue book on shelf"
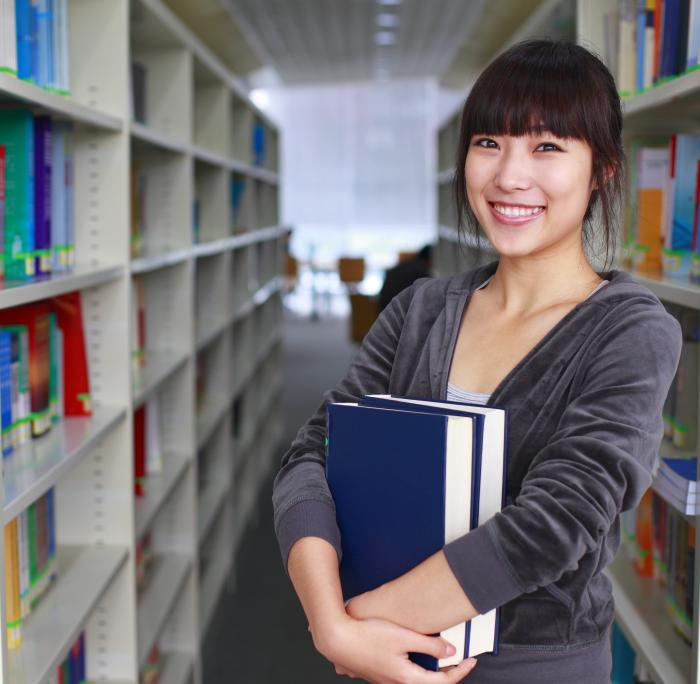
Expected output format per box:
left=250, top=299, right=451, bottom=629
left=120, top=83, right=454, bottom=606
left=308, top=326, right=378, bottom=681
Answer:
left=326, top=400, right=497, bottom=670
left=15, top=0, right=34, bottom=81
left=0, top=331, right=13, bottom=457
left=660, top=0, right=680, bottom=78
left=252, top=122, right=265, bottom=166
left=37, top=0, right=51, bottom=87
left=661, top=457, right=697, bottom=488
left=670, top=134, right=700, bottom=252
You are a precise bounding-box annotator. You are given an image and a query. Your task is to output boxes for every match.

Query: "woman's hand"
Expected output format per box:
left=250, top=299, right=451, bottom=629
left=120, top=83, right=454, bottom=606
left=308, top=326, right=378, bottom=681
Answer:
left=310, top=614, right=477, bottom=683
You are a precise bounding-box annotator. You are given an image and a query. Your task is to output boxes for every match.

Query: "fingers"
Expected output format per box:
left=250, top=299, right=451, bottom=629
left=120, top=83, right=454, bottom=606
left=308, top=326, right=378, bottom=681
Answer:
left=441, top=658, right=478, bottom=682
left=404, top=633, right=457, bottom=661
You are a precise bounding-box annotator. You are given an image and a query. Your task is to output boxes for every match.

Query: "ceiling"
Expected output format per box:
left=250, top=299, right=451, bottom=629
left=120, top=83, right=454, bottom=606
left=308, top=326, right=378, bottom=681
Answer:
left=222, top=0, right=486, bottom=85
left=162, top=0, right=577, bottom=89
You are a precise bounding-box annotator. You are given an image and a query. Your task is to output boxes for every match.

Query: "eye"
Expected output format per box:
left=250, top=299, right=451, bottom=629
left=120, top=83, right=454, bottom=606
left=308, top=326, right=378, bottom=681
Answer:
left=536, top=142, right=561, bottom=152
left=473, top=138, right=498, bottom=149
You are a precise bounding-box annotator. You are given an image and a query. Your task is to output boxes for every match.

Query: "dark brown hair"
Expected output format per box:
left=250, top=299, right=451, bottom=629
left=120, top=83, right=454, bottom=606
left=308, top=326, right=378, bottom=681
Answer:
left=453, top=40, right=624, bottom=269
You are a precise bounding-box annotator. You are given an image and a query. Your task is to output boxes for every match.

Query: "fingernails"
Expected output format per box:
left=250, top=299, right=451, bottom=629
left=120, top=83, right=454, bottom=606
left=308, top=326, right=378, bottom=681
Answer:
left=445, top=643, right=456, bottom=656
left=466, top=658, right=477, bottom=669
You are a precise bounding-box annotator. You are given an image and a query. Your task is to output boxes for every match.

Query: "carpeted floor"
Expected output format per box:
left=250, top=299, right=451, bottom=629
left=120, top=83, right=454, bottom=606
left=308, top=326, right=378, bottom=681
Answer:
left=201, top=308, right=358, bottom=683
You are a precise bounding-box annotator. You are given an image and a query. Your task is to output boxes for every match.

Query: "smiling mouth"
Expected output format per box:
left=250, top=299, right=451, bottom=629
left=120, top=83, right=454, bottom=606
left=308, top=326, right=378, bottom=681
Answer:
left=489, top=202, right=545, bottom=218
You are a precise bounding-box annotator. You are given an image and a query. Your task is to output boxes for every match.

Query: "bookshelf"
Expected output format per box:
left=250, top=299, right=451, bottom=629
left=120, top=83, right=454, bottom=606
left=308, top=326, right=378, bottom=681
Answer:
left=434, top=1, right=700, bottom=682
left=0, top=0, right=284, bottom=682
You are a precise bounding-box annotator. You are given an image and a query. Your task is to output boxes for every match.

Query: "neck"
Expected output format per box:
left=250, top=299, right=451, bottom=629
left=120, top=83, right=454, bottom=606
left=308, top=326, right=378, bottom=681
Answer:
left=486, top=245, right=602, bottom=316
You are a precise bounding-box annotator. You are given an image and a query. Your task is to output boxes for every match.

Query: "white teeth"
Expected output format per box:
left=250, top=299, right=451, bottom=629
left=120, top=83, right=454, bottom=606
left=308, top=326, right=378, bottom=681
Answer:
left=493, top=203, right=543, bottom=218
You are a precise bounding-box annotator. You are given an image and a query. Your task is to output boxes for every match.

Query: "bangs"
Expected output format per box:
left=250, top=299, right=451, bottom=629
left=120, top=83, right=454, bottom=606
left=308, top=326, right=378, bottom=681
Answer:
left=464, top=42, right=601, bottom=142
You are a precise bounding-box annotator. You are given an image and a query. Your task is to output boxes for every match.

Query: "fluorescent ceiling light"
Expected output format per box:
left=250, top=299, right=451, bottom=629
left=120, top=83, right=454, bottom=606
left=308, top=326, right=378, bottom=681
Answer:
left=374, top=31, right=396, bottom=46
left=376, top=13, right=400, bottom=28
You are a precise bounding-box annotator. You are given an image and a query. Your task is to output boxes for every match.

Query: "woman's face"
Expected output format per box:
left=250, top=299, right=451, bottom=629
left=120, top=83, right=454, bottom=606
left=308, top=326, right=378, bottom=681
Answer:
left=465, top=132, right=594, bottom=260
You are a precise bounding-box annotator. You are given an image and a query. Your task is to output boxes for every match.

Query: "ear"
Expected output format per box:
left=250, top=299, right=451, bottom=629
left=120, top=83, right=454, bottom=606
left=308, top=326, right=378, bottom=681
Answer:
left=591, top=163, right=615, bottom=191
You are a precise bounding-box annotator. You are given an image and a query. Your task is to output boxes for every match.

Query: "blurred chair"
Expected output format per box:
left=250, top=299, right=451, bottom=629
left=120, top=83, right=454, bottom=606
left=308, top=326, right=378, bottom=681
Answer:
left=398, top=250, right=418, bottom=263
left=284, top=253, right=299, bottom=293
left=337, top=256, right=365, bottom=294
left=349, top=293, right=378, bottom=343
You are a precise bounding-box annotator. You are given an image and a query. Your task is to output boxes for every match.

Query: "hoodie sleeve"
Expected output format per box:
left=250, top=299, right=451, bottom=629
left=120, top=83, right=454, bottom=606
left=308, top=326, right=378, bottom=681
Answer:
left=442, top=302, right=683, bottom=614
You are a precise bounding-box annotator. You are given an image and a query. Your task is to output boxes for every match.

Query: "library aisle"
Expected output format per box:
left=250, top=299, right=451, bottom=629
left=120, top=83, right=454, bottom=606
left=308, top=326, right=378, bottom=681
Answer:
left=202, top=311, right=356, bottom=683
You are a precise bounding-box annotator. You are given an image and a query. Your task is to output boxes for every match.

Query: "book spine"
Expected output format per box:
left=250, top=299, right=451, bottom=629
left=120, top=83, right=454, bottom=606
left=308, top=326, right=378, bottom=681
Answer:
left=1, top=0, right=18, bottom=75
left=51, top=123, right=66, bottom=272
left=0, top=330, right=13, bottom=456
left=636, top=0, right=647, bottom=91
left=18, top=326, right=32, bottom=443
left=16, top=0, right=33, bottom=81
left=48, top=311, right=58, bottom=421
left=29, top=0, right=39, bottom=84
left=37, top=0, right=50, bottom=87
left=4, top=519, right=21, bottom=648
left=64, top=125, right=74, bottom=267
left=58, top=0, right=69, bottom=92
left=34, top=116, right=53, bottom=275
left=644, top=1, right=656, bottom=88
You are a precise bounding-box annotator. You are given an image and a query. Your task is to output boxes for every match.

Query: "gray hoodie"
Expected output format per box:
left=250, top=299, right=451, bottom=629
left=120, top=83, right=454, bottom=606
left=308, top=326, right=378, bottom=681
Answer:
left=272, top=259, right=681, bottom=659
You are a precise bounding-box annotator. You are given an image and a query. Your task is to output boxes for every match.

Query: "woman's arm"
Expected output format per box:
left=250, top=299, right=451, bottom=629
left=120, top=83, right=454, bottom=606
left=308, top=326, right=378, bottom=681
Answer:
left=288, top=536, right=479, bottom=683
left=346, top=549, right=478, bottom=634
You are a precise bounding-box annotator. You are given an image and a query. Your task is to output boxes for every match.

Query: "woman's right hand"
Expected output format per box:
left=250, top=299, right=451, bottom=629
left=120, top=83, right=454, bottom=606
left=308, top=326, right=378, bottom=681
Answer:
left=311, top=614, right=478, bottom=683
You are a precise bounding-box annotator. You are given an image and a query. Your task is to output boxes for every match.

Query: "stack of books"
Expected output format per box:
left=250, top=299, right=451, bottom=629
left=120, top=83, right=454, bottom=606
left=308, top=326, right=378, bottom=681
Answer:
left=653, top=457, right=698, bottom=515
left=326, top=394, right=508, bottom=670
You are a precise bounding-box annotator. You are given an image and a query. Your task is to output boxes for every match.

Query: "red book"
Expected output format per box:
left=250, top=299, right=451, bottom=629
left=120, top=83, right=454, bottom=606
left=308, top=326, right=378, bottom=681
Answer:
left=0, top=303, right=52, bottom=436
left=50, top=292, right=91, bottom=416
left=134, top=406, right=146, bottom=497
left=653, top=0, right=664, bottom=82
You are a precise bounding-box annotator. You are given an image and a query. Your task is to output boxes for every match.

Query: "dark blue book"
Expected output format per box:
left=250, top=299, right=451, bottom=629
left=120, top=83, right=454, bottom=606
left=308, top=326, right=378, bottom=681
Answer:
left=660, top=0, right=680, bottom=78
left=326, top=401, right=482, bottom=670
left=15, top=0, right=34, bottom=82
left=359, top=394, right=507, bottom=655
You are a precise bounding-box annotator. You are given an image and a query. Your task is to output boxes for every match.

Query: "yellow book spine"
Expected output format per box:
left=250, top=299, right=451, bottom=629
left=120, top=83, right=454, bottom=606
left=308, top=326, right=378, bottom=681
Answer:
left=4, top=519, right=21, bottom=648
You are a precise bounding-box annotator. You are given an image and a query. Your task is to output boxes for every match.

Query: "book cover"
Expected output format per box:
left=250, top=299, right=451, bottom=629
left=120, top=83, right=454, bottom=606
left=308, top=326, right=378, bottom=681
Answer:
left=33, top=115, right=52, bottom=275
left=659, top=0, right=680, bottom=77
left=17, top=510, right=29, bottom=618
left=50, top=122, right=65, bottom=271
left=0, top=109, right=36, bottom=280
left=688, top=0, right=700, bottom=67
left=635, top=144, right=669, bottom=270
left=1, top=0, right=18, bottom=75
left=617, top=0, right=637, bottom=95
left=0, top=303, right=52, bottom=436
left=0, top=329, right=13, bottom=456
left=63, top=125, right=74, bottom=267
left=669, top=135, right=700, bottom=253
left=134, top=406, right=146, bottom=497
left=51, top=291, right=91, bottom=415
left=4, top=518, right=21, bottom=648
left=326, top=401, right=479, bottom=668
left=15, top=0, right=33, bottom=81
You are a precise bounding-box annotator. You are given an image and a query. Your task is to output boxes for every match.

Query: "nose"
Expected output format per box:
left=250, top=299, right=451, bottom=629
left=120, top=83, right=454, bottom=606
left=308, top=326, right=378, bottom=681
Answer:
left=494, top=146, right=533, bottom=192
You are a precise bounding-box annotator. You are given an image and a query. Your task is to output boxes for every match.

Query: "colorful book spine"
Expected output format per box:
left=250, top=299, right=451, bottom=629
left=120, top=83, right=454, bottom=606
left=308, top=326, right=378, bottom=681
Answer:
left=4, top=518, right=21, bottom=648
left=0, top=109, right=36, bottom=280
left=64, top=126, right=74, bottom=267
left=34, top=115, right=53, bottom=275
left=134, top=406, right=146, bottom=497
left=15, top=0, right=34, bottom=81
left=0, top=329, right=13, bottom=456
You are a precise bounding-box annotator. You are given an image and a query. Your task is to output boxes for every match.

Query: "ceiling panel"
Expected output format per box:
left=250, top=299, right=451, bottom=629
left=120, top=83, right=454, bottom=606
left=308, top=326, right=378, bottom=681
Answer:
left=223, top=0, right=484, bottom=84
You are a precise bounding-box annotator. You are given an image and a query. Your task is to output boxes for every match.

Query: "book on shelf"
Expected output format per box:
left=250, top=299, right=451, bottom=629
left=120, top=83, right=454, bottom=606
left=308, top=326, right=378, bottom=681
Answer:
left=130, top=161, right=147, bottom=258
left=231, top=176, right=247, bottom=234
left=45, top=630, right=86, bottom=684
left=654, top=458, right=700, bottom=515
left=610, top=0, right=698, bottom=98
left=51, top=291, right=91, bottom=416
left=0, top=0, right=18, bottom=75
left=621, top=489, right=696, bottom=642
left=140, top=643, right=162, bottom=684
left=0, top=110, right=75, bottom=281
left=325, top=394, right=507, bottom=670
left=3, top=487, right=58, bottom=648
left=252, top=120, right=266, bottom=167
left=5, top=0, right=70, bottom=92
left=131, top=277, right=146, bottom=384
left=133, top=396, right=162, bottom=496
left=34, top=115, right=52, bottom=275
left=131, top=60, right=147, bottom=125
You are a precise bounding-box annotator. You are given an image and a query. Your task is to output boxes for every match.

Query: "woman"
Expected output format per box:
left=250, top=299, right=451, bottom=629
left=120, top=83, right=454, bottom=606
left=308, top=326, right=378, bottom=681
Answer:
left=272, top=40, right=682, bottom=683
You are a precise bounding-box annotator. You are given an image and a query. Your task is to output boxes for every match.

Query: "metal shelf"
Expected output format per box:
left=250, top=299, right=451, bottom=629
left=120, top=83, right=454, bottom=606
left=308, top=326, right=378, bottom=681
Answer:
left=198, top=478, right=229, bottom=545
left=131, top=248, right=192, bottom=274
left=2, top=406, right=127, bottom=522
left=135, top=449, right=192, bottom=540
left=0, top=265, right=123, bottom=310
left=606, top=553, right=691, bottom=684
left=196, top=395, right=232, bottom=452
left=137, top=553, right=192, bottom=670
left=0, top=73, right=123, bottom=131
left=7, top=545, right=128, bottom=684
left=160, top=651, right=194, bottom=684
left=130, top=121, right=190, bottom=155
left=133, top=349, right=190, bottom=408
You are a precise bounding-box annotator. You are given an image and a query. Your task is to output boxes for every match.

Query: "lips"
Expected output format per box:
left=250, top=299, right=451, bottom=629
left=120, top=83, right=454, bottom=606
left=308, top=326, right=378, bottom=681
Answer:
left=488, top=201, right=545, bottom=225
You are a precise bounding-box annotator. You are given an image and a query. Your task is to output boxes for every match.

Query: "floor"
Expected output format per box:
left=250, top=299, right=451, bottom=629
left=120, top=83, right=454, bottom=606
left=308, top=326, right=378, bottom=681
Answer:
left=202, top=305, right=357, bottom=683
